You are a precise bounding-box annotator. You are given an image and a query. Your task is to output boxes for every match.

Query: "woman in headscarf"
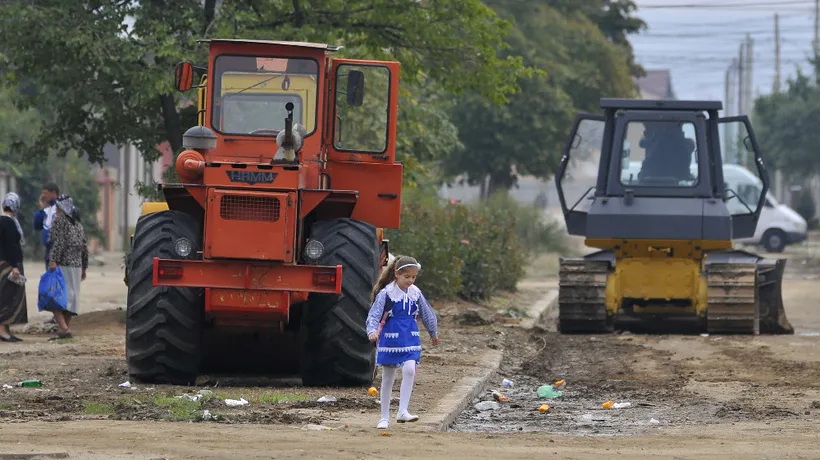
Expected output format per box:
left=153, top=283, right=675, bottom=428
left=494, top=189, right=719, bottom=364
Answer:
left=0, top=192, right=27, bottom=342
left=47, top=194, right=88, bottom=339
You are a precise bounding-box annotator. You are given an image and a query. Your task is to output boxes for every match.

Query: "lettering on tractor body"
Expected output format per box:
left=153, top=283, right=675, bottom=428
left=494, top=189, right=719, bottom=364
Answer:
left=124, top=39, right=403, bottom=388
left=225, top=170, right=278, bottom=185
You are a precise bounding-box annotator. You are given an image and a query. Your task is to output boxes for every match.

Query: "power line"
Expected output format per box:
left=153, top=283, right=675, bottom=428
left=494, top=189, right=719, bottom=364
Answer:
left=638, top=29, right=810, bottom=38
left=641, top=14, right=809, bottom=28
left=640, top=1, right=814, bottom=9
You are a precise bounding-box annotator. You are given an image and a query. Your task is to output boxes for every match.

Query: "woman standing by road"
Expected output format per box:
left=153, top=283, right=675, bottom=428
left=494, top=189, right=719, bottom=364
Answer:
left=48, top=195, right=88, bottom=339
left=0, top=192, right=27, bottom=342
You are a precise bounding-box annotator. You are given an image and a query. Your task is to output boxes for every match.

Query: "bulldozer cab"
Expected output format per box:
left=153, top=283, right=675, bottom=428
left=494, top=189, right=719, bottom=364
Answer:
left=556, top=99, right=770, bottom=243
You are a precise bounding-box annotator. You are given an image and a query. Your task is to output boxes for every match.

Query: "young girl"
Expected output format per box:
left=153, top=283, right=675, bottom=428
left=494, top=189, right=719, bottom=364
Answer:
left=366, top=255, right=439, bottom=430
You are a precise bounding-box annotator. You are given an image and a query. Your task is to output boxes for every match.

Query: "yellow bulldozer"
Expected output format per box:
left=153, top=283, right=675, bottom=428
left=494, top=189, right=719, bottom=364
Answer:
left=554, top=98, right=793, bottom=335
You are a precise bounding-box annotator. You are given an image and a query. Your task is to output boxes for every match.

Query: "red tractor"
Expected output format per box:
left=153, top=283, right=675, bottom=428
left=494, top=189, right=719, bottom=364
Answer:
left=125, top=39, right=402, bottom=386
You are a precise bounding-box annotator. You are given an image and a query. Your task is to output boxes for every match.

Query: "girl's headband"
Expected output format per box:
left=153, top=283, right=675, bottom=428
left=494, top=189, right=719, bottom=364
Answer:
left=397, top=262, right=421, bottom=272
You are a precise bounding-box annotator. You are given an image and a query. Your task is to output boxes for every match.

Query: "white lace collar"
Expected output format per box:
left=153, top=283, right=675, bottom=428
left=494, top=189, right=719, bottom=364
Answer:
left=385, top=281, right=421, bottom=303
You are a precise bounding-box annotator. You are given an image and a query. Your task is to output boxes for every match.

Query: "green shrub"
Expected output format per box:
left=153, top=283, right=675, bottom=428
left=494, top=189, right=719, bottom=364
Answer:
left=385, top=188, right=463, bottom=300
left=386, top=189, right=565, bottom=301
left=796, top=190, right=818, bottom=230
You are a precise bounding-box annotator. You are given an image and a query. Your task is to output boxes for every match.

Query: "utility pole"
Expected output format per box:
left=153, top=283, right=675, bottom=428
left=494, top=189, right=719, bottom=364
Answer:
left=814, top=0, right=819, bottom=54
left=774, top=13, right=781, bottom=92
left=724, top=59, right=738, bottom=162
left=737, top=42, right=745, bottom=112
left=744, top=33, right=754, bottom=167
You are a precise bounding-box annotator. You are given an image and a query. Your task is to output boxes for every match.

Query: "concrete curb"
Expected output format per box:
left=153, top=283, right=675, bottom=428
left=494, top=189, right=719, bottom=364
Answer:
left=422, top=288, right=559, bottom=432
left=420, top=349, right=503, bottom=433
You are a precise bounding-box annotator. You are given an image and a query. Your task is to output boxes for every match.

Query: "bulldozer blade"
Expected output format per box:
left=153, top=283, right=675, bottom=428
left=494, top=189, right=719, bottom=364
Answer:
left=757, top=258, right=794, bottom=335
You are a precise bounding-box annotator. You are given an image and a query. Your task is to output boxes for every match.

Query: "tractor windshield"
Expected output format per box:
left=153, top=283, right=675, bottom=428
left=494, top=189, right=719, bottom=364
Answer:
left=211, top=55, right=319, bottom=136
left=620, top=120, right=699, bottom=187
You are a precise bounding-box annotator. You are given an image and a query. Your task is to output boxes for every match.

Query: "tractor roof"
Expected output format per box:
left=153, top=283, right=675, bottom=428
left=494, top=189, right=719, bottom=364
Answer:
left=600, top=98, right=722, bottom=112
left=198, top=39, right=341, bottom=52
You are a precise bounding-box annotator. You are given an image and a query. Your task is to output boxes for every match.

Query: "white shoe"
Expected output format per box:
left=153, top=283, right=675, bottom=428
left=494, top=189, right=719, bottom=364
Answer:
left=396, top=412, right=419, bottom=423
left=376, top=419, right=389, bottom=429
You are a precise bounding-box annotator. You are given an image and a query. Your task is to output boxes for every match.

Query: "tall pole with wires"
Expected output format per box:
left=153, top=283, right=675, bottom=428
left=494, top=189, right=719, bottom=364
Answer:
left=724, top=59, right=738, bottom=162
left=743, top=33, right=754, bottom=167
left=814, top=0, right=819, bottom=55
left=774, top=13, right=781, bottom=93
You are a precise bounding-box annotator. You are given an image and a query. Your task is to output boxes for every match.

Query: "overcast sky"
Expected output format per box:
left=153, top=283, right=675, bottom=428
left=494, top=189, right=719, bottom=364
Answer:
left=631, top=0, right=818, bottom=105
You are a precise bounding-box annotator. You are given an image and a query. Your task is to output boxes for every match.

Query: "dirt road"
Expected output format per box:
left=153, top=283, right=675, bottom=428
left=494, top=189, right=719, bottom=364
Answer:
left=3, top=249, right=820, bottom=458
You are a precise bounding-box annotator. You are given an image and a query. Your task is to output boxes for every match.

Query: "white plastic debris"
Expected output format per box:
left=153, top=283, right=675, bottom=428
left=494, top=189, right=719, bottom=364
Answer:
left=118, top=381, right=131, bottom=388
left=177, top=394, right=203, bottom=402
left=224, top=397, right=249, bottom=407
left=613, top=402, right=632, bottom=409
left=649, top=418, right=660, bottom=424
left=474, top=401, right=500, bottom=411
left=502, top=379, right=514, bottom=387
left=302, top=424, right=333, bottom=431
left=2, top=384, right=12, bottom=389
left=202, top=409, right=213, bottom=421
left=317, top=395, right=337, bottom=403
left=700, top=333, right=709, bottom=337
left=581, top=413, right=594, bottom=421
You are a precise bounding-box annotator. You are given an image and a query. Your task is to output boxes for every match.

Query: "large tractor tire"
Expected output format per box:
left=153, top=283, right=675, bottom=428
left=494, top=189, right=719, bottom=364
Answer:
left=301, top=218, right=379, bottom=386
left=125, top=210, right=204, bottom=385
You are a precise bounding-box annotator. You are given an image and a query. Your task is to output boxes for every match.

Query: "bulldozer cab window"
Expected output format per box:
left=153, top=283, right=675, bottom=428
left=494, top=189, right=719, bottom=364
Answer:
left=719, top=120, right=764, bottom=215
left=562, top=118, right=605, bottom=213
left=211, top=55, right=318, bottom=136
left=333, top=64, right=391, bottom=153
left=620, top=120, right=699, bottom=188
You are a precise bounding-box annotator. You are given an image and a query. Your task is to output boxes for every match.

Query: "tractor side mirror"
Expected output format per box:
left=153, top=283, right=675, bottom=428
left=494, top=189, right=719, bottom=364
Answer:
left=346, top=70, right=365, bottom=107
left=174, top=62, right=194, bottom=92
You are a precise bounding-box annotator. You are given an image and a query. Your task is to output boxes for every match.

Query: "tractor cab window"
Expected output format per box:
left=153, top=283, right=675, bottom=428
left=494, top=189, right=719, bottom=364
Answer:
left=212, top=55, right=319, bottom=136
left=620, top=121, right=699, bottom=188
left=333, top=64, right=391, bottom=153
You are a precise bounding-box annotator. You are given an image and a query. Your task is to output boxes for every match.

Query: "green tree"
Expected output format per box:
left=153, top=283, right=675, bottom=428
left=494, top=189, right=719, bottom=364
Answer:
left=0, top=0, right=530, bottom=170
left=754, top=57, right=820, bottom=178
left=0, top=85, right=102, bottom=255
left=444, top=0, right=644, bottom=195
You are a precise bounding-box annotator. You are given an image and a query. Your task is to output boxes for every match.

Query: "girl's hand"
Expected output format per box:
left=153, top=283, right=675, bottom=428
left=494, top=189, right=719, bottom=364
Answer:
left=431, top=337, right=439, bottom=346
left=368, top=332, right=379, bottom=342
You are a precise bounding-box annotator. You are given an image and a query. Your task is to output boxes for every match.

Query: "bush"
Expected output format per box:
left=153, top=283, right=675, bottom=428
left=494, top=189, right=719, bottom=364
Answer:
left=384, top=188, right=464, bottom=300
left=385, top=189, right=565, bottom=301
left=796, top=190, right=818, bottom=230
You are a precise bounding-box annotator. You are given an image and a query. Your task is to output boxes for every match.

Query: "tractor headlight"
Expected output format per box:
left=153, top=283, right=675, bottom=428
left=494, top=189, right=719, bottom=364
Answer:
left=304, top=239, right=324, bottom=261
left=174, top=237, right=193, bottom=257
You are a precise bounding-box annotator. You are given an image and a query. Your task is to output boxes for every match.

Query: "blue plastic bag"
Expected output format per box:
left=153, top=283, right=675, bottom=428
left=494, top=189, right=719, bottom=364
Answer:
left=37, top=267, right=68, bottom=312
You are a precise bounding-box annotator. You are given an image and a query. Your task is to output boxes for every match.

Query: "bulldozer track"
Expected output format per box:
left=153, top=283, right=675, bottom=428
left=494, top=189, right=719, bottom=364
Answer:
left=558, top=258, right=612, bottom=333
left=705, top=262, right=759, bottom=335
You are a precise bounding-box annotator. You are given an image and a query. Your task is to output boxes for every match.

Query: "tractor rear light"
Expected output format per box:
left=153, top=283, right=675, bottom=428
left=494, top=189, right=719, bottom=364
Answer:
left=157, top=261, right=184, bottom=279
left=313, top=270, right=337, bottom=287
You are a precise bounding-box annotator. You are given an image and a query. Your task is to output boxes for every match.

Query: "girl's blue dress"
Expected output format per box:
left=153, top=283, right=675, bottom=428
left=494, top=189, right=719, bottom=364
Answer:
left=377, top=283, right=423, bottom=366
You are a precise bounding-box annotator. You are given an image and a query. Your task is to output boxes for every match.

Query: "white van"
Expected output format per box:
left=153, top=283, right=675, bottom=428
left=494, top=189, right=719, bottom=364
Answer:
left=722, top=164, right=807, bottom=252
left=620, top=161, right=807, bottom=253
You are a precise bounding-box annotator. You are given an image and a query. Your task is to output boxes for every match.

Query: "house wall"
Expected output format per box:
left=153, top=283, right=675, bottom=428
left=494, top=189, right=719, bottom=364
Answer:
left=94, top=142, right=172, bottom=252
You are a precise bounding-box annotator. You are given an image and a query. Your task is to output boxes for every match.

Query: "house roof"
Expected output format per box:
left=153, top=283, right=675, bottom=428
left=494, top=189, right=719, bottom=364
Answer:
left=635, top=70, right=677, bottom=100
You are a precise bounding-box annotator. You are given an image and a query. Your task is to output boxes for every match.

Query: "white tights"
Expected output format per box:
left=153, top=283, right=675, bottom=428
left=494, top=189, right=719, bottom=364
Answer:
left=379, top=360, right=416, bottom=420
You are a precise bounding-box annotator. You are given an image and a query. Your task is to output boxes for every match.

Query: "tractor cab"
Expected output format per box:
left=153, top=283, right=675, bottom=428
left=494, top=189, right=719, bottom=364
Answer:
left=555, top=99, right=770, bottom=243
